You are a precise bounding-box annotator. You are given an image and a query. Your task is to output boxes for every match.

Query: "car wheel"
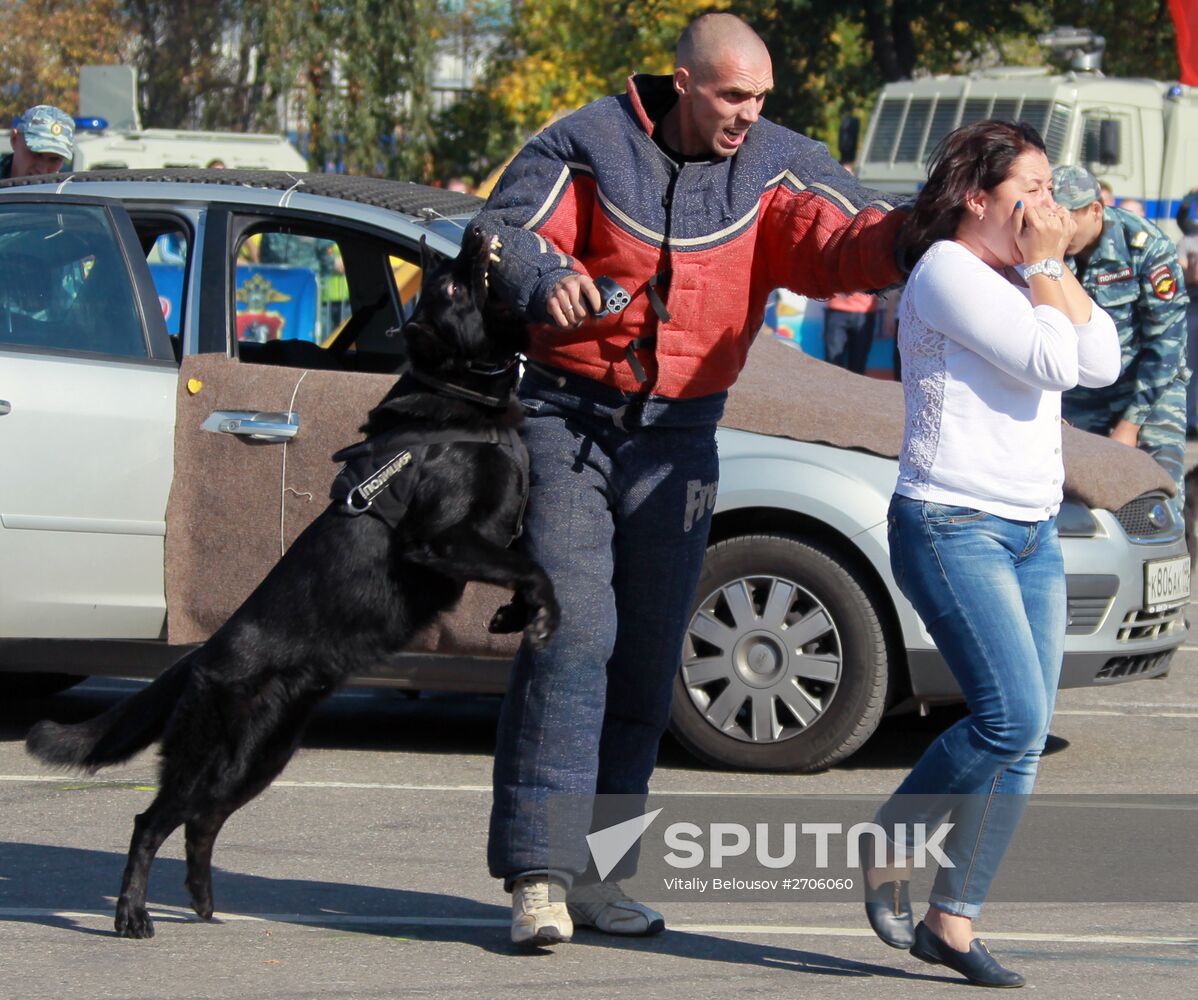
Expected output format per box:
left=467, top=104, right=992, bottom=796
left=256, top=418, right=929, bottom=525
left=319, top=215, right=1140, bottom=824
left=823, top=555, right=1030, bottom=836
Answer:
left=0, top=672, right=86, bottom=698
left=669, top=533, right=890, bottom=772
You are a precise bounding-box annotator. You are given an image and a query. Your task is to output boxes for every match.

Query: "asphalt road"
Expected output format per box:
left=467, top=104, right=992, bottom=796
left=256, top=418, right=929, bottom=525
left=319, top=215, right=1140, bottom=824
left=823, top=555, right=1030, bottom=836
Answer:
left=2, top=628, right=1196, bottom=999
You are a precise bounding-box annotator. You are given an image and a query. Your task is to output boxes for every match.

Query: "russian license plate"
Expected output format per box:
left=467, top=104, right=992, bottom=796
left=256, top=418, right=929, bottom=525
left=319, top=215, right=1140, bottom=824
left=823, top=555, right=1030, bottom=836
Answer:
left=1144, top=555, right=1191, bottom=612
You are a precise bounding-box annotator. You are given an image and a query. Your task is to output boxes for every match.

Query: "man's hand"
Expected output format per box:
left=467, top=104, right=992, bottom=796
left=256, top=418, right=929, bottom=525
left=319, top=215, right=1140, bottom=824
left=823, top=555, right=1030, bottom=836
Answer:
left=1110, top=419, right=1141, bottom=447
left=546, top=273, right=602, bottom=328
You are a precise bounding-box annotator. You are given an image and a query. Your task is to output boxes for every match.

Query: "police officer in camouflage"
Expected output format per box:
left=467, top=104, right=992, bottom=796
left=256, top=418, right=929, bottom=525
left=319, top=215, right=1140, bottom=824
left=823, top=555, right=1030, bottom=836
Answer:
left=1, top=105, right=74, bottom=179
left=1052, top=165, right=1189, bottom=503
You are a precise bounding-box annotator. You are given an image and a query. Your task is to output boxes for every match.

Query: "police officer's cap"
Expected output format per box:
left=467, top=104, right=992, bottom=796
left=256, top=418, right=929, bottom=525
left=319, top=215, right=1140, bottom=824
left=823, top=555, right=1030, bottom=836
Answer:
left=1052, top=165, right=1103, bottom=210
left=13, top=105, right=75, bottom=160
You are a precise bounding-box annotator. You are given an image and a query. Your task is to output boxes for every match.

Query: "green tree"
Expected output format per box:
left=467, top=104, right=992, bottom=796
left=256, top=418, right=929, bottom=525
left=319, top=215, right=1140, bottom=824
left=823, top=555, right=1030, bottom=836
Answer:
left=125, top=1, right=234, bottom=128
left=1045, top=0, right=1179, bottom=80
left=111, top=0, right=1186, bottom=181
left=733, top=1, right=1177, bottom=155
left=434, top=0, right=723, bottom=187
left=730, top=2, right=1051, bottom=154
left=338, top=0, right=437, bottom=179
left=490, top=0, right=722, bottom=133
left=121, top=1, right=283, bottom=133
left=437, top=0, right=1184, bottom=178
left=428, top=0, right=511, bottom=183
left=248, top=0, right=438, bottom=176
left=0, top=0, right=132, bottom=123
left=119, top=1, right=440, bottom=177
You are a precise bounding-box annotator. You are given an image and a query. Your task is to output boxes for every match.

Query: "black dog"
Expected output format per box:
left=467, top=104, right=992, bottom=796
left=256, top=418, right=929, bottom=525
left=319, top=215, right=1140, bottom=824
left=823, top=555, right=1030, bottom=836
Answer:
left=25, top=223, right=558, bottom=938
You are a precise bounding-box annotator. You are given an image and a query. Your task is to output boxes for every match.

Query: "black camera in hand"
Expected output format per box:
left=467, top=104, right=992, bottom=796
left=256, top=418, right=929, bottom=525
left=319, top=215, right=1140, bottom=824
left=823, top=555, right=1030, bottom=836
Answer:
left=589, top=275, right=632, bottom=318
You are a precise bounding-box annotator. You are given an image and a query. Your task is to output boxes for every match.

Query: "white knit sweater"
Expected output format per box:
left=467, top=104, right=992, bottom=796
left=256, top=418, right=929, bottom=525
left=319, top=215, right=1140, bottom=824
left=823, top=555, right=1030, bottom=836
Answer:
left=895, top=240, right=1121, bottom=521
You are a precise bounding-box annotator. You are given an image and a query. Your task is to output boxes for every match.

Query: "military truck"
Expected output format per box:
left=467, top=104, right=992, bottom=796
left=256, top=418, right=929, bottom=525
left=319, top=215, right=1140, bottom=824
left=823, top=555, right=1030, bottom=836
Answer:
left=1, top=65, right=307, bottom=172
left=856, top=63, right=1198, bottom=240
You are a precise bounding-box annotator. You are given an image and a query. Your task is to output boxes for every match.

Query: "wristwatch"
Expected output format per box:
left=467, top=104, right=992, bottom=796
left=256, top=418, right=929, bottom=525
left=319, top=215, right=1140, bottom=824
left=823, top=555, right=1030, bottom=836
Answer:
left=1023, top=257, right=1064, bottom=281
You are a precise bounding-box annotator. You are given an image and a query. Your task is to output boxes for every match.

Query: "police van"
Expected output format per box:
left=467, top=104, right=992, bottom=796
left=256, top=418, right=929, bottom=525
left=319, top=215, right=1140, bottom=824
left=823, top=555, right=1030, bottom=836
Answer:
left=855, top=64, right=1198, bottom=240
left=0, top=126, right=308, bottom=172
left=1, top=65, right=307, bottom=172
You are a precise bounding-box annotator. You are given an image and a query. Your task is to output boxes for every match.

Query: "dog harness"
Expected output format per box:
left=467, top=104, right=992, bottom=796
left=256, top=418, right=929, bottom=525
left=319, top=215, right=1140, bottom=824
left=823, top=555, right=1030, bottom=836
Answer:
left=330, top=424, right=529, bottom=543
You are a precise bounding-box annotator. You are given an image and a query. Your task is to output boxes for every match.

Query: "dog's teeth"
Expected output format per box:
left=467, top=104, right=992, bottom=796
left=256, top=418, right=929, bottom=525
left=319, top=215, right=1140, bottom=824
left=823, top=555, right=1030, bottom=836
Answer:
left=489, top=252, right=501, bottom=263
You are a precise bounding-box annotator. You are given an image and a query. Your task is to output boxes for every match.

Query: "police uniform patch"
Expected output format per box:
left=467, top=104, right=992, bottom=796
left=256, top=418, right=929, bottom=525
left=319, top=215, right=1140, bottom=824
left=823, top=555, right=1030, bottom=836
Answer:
left=1096, top=266, right=1133, bottom=285
left=1131, top=231, right=1149, bottom=249
left=1149, top=264, right=1177, bottom=300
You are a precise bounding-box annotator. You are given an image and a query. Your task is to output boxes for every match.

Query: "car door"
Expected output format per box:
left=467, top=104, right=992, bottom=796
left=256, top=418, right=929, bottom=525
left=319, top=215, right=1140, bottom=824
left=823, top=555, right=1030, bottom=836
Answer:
left=163, top=205, right=519, bottom=664
left=0, top=196, right=177, bottom=639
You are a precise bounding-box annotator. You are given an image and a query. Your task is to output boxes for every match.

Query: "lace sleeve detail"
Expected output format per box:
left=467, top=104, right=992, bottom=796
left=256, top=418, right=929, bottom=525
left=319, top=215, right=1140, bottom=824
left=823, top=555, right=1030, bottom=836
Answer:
left=897, top=246, right=950, bottom=487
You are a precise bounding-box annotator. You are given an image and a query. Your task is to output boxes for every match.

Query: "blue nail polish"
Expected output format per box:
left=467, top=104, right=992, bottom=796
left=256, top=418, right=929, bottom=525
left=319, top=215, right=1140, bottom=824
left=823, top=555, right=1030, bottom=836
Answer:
left=1015, top=200, right=1023, bottom=209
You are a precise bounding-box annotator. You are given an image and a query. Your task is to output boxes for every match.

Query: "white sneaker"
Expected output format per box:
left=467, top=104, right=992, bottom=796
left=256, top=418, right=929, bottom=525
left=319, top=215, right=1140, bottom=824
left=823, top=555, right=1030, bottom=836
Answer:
left=511, top=876, right=573, bottom=947
left=567, top=881, right=665, bottom=936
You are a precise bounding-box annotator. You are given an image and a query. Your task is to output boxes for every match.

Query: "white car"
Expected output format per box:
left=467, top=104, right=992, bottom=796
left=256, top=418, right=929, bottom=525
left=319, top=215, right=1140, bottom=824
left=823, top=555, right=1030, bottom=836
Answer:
left=0, top=170, right=1188, bottom=772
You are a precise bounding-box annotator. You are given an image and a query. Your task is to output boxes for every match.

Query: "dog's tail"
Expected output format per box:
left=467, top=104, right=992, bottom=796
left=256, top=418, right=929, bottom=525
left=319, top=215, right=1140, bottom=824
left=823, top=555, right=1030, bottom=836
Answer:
left=25, top=656, right=193, bottom=772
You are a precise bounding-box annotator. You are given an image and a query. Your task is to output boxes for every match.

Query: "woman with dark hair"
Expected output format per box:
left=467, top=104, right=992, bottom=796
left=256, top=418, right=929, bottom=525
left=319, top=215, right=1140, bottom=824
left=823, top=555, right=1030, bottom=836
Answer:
left=862, top=120, right=1121, bottom=987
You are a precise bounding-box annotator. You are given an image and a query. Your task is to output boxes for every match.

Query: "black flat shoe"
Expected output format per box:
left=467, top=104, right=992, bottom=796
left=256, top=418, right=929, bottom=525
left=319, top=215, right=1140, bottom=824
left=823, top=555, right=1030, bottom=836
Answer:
left=909, top=920, right=1025, bottom=988
left=862, top=861, right=914, bottom=948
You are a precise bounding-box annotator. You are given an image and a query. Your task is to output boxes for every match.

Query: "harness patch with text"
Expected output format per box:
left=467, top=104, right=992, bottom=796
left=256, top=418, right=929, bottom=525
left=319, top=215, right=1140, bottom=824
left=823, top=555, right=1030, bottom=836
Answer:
left=330, top=424, right=528, bottom=543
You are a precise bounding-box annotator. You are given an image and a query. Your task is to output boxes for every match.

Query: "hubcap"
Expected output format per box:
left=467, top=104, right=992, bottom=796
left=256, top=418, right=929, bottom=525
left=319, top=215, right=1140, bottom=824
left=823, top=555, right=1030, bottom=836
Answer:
left=735, top=631, right=787, bottom=687
left=682, top=575, right=842, bottom=744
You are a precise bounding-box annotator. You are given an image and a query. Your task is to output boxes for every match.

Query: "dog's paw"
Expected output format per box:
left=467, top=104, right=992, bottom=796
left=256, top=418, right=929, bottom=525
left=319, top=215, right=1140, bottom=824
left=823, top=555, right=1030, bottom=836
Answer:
left=488, top=599, right=527, bottom=634
left=523, top=598, right=560, bottom=652
left=186, top=879, right=215, bottom=921
left=115, top=899, right=155, bottom=939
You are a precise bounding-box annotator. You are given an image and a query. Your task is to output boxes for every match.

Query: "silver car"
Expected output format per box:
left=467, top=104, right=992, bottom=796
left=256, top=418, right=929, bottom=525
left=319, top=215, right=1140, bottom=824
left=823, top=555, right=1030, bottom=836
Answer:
left=0, top=171, right=1187, bottom=772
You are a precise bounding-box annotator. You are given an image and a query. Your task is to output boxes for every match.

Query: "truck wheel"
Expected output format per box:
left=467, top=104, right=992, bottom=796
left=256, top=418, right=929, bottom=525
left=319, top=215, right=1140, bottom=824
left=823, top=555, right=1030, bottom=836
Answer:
left=669, top=534, right=890, bottom=772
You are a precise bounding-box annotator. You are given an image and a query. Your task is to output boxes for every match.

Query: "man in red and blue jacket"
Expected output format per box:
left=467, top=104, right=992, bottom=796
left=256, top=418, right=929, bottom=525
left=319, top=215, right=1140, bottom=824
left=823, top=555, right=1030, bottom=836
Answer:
left=478, top=12, right=906, bottom=948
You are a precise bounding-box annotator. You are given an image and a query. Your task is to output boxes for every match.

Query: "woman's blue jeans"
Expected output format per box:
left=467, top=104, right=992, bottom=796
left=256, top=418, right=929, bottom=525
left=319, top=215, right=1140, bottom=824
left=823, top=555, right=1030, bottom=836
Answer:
left=487, top=366, right=723, bottom=888
left=880, top=494, right=1066, bottom=918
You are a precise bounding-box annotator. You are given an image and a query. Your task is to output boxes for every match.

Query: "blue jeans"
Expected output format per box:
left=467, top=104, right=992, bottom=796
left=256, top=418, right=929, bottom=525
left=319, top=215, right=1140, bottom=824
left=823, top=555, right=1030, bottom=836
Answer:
left=824, top=308, right=877, bottom=374
left=488, top=365, right=723, bottom=887
left=880, top=494, right=1065, bottom=918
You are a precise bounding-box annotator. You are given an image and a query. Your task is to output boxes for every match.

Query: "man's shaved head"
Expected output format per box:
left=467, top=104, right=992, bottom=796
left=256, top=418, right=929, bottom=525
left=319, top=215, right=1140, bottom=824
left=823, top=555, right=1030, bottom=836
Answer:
left=676, top=13, right=769, bottom=80
left=664, top=12, right=773, bottom=158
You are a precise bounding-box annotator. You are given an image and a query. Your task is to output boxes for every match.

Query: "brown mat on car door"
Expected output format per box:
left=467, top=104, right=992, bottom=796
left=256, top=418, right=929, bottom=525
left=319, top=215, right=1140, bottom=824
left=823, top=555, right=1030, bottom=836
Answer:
left=722, top=334, right=1176, bottom=513
left=165, top=354, right=522, bottom=654
left=169, top=341, right=1173, bottom=648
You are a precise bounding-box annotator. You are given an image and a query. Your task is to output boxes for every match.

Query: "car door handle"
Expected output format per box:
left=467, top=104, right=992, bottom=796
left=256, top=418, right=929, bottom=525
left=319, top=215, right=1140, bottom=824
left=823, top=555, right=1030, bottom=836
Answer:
left=0, top=400, right=10, bottom=416
left=201, top=409, right=299, bottom=442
